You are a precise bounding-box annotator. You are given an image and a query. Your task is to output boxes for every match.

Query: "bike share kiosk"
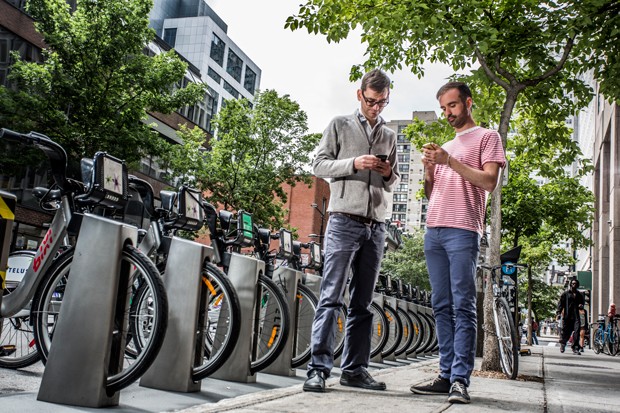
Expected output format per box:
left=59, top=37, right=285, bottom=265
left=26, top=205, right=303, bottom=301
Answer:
left=140, top=187, right=215, bottom=392
left=262, top=229, right=301, bottom=376
left=38, top=153, right=134, bottom=407
left=0, top=191, right=16, bottom=341
left=211, top=210, right=264, bottom=383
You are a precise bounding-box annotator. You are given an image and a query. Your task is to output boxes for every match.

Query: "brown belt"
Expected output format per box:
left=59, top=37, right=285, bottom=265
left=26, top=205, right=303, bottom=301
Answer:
left=331, top=212, right=378, bottom=226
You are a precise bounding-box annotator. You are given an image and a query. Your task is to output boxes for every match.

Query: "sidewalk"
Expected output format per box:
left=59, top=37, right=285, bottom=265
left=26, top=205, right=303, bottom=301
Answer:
left=176, top=344, right=618, bottom=413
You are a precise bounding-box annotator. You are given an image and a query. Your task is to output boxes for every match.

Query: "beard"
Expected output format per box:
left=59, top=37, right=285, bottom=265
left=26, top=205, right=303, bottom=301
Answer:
left=448, top=113, right=468, bottom=129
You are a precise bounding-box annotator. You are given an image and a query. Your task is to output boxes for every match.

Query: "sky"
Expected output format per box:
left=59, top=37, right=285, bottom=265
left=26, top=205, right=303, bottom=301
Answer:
left=209, top=0, right=456, bottom=134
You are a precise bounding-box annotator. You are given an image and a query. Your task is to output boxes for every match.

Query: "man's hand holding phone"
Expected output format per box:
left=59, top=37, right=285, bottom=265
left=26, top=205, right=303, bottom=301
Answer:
left=353, top=154, right=391, bottom=177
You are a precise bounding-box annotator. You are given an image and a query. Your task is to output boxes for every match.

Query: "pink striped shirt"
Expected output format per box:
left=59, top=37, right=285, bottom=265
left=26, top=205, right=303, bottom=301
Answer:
left=426, top=127, right=505, bottom=235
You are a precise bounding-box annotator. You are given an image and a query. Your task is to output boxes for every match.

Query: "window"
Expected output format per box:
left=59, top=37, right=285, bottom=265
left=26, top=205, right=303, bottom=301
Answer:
left=226, top=49, right=243, bottom=82
left=398, top=154, right=410, bottom=163
left=400, top=173, right=409, bottom=181
left=399, top=164, right=410, bottom=172
left=393, top=194, right=407, bottom=202
left=397, top=135, right=408, bottom=143
left=397, top=144, right=410, bottom=152
left=0, top=39, right=8, bottom=63
left=398, top=125, right=407, bottom=133
left=223, top=81, right=239, bottom=98
left=210, top=34, right=225, bottom=67
left=207, top=67, right=221, bottom=85
left=396, top=183, right=408, bottom=192
left=244, top=67, right=256, bottom=94
left=393, top=204, right=407, bottom=212
left=206, top=87, right=219, bottom=133
left=163, top=28, right=177, bottom=48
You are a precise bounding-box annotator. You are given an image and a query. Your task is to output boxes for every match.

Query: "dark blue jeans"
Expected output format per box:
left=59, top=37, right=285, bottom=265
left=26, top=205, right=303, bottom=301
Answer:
left=425, top=227, right=479, bottom=386
left=307, top=214, right=385, bottom=376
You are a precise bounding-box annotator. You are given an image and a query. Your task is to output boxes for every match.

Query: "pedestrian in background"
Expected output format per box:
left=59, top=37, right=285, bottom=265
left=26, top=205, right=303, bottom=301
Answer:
left=557, top=279, right=584, bottom=354
left=303, top=69, right=400, bottom=393
left=531, top=319, right=539, bottom=345
left=409, top=81, right=505, bottom=404
left=578, top=304, right=588, bottom=351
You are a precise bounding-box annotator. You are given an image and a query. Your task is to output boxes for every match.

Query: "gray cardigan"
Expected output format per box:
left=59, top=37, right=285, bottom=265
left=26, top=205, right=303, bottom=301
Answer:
left=312, top=112, right=400, bottom=222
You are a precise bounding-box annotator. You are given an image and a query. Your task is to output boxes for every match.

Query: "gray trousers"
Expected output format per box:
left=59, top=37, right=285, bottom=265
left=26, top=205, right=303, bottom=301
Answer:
left=307, top=214, right=385, bottom=376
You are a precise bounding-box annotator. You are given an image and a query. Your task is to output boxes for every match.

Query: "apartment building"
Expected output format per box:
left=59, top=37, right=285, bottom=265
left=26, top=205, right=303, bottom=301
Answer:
left=385, top=111, right=437, bottom=232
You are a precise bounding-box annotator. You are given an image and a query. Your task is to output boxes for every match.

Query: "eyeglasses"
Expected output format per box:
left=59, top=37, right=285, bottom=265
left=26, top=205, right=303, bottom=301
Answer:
left=361, top=90, right=389, bottom=108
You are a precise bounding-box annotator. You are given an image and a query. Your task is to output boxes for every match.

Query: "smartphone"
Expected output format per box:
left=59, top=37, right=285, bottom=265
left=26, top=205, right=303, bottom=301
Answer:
left=375, top=154, right=388, bottom=161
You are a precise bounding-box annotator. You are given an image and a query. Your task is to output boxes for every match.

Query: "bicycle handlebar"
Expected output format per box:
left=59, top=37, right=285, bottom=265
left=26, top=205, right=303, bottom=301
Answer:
left=0, top=128, right=68, bottom=191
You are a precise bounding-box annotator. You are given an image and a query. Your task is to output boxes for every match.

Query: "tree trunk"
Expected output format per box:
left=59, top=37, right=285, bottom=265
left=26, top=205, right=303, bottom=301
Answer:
left=481, top=88, right=519, bottom=372
left=527, top=265, right=533, bottom=345
left=476, top=265, right=485, bottom=357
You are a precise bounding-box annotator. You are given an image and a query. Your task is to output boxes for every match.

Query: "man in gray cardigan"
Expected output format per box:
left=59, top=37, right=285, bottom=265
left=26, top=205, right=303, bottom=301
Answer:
left=303, top=69, right=399, bottom=393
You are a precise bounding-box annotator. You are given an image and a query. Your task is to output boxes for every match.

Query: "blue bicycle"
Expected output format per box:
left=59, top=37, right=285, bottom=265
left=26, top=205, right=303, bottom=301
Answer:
left=592, top=314, right=619, bottom=356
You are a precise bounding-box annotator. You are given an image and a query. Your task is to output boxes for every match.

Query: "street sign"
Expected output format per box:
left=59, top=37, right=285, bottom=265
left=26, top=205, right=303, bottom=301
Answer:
left=502, top=261, right=517, bottom=275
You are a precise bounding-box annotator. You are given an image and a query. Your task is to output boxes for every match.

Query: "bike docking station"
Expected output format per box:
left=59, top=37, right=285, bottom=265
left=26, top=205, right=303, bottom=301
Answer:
left=140, top=186, right=215, bottom=393
left=211, top=210, right=264, bottom=383
left=37, top=152, right=135, bottom=407
left=262, top=230, right=301, bottom=377
left=0, top=190, right=16, bottom=340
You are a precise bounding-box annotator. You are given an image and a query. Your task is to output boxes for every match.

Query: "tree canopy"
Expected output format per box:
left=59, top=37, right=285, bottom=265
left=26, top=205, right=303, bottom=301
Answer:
left=381, top=229, right=431, bottom=291
left=167, top=90, right=321, bottom=229
left=0, top=0, right=206, bottom=165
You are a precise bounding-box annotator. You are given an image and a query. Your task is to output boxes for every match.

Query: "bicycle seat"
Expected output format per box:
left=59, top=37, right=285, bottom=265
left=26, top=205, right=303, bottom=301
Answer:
left=33, top=187, right=61, bottom=201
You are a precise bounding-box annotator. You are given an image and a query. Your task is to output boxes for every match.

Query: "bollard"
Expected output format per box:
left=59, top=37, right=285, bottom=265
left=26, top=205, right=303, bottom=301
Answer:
left=37, top=214, right=137, bottom=407
left=140, top=237, right=215, bottom=392
left=0, top=191, right=16, bottom=340
left=261, top=266, right=301, bottom=376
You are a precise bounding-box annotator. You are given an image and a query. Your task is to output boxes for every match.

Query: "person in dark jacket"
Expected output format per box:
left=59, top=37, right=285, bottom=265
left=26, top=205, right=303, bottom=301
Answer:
left=557, top=278, right=584, bottom=354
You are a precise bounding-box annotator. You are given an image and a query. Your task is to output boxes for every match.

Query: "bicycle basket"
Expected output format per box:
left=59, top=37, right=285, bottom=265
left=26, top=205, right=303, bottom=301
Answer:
left=278, top=228, right=293, bottom=260
left=308, top=241, right=322, bottom=270
left=77, top=152, right=128, bottom=209
left=174, top=186, right=204, bottom=231
left=235, top=210, right=254, bottom=247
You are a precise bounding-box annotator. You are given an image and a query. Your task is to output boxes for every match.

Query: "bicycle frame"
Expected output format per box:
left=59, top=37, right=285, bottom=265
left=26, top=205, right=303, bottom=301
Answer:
left=1, top=129, right=73, bottom=318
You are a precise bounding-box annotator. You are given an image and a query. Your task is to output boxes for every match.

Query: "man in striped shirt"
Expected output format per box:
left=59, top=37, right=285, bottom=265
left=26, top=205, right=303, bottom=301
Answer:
left=410, top=82, right=505, bottom=404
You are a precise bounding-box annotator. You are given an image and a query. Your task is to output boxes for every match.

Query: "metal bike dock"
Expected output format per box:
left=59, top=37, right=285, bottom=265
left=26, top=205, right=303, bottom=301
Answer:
left=262, top=266, right=301, bottom=376
left=0, top=191, right=16, bottom=337
left=140, top=237, right=215, bottom=392
left=37, top=214, right=138, bottom=407
left=211, top=253, right=263, bottom=383
left=370, top=293, right=385, bottom=363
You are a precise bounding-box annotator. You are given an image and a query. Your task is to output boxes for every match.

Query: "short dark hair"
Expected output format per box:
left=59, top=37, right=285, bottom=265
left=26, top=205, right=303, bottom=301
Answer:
left=436, top=81, right=472, bottom=103
left=361, top=69, right=391, bottom=93
left=571, top=279, right=580, bottom=288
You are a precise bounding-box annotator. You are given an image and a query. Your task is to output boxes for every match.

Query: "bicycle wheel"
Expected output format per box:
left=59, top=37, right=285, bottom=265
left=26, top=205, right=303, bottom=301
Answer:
left=191, top=262, right=241, bottom=380
left=406, top=309, right=424, bottom=356
left=380, top=303, right=402, bottom=358
left=250, top=274, right=291, bottom=374
left=31, top=245, right=168, bottom=393
left=593, top=327, right=603, bottom=354
left=417, top=310, right=434, bottom=353
left=291, top=284, right=318, bottom=368
left=394, top=306, right=414, bottom=357
left=369, top=301, right=389, bottom=358
left=333, top=306, right=347, bottom=359
left=0, top=251, right=40, bottom=369
left=494, top=297, right=519, bottom=379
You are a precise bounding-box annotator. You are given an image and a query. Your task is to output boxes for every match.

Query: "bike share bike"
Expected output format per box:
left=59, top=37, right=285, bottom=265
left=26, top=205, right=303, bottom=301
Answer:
left=0, top=129, right=168, bottom=403
left=122, top=176, right=242, bottom=382
left=479, top=261, right=527, bottom=380
left=592, top=313, right=620, bottom=356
